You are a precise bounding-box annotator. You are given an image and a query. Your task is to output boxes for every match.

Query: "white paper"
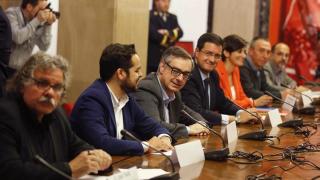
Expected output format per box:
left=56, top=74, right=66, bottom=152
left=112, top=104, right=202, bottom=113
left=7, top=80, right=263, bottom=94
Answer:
left=173, top=140, right=205, bottom=167
left=226, top=121, right=238, bottom=144
left=282, top=95, right=296, bottom=112
left=268, top=109, right=282, bottom=127
left=302, top=90, right=313, bottom=107
left=179, top=161, right=204, bottom=180
left=119, top=168, right=169, bottom=180
left=150, top=150, right=172, bottom=156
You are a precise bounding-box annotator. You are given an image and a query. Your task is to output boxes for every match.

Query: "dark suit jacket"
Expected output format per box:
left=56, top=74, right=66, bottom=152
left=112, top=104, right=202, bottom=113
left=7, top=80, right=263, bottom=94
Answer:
left=240, top=58, right=281, bottom=99
left=70, top=79, right=169, bottom=156
left=181, top=66, right=240, bottom=125
left=132, top=73, right=207, bottom=139
left=0, top=94, right=93, bottom=180
left=147, top=10, right=183, bottom=73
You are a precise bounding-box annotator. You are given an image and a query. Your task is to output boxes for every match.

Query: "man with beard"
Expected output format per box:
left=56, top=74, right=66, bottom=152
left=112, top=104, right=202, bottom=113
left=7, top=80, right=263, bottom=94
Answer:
left=0, top=52, right=112, bottom=179
left=71, top=43, right=173, bottom=156
left=181, top=33, right=256, bottom=125
left=264, top=42, right=297, bottom=91
left=133, top=46, right=209, bottom=139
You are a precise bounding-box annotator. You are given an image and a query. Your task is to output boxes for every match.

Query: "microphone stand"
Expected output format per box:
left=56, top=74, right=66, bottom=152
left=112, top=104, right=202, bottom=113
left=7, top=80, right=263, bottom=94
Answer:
left=120, top=129, right=179, bottom=180
left=228, top=102, right=267, bottom=141
left=264, top=91, right=303, bottom=128
left=181, top=109, right=229, bottom=161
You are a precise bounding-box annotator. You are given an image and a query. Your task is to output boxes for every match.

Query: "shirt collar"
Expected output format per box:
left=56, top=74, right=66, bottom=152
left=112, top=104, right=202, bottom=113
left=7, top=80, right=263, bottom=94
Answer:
left=247, top=56, right=259, bottom=72
left=156, top=75, right=175, bottom=105
left=269, top=60, right=282, bottom=75
left=199, top=67, right=210, bottom=81
left=106, top=83, right=129, bottom=110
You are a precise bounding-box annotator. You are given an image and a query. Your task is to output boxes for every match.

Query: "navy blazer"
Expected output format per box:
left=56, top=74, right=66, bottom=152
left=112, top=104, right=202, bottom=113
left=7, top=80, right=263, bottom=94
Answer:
left=181, top=65, right=240, bottom=125
left=70, top=79, right=169, bottom=155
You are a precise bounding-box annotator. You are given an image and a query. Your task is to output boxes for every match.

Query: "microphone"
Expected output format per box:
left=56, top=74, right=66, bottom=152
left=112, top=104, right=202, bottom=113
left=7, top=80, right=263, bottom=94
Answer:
left=181, top=109, right=229, bottom=161
left=35, top=155, right=74, bottom=180
left=120, top=129, right=179, bottom=180
left=298, top=75, right=320, bottom=86
left=228, top=101, right=268, bottom=141
left=264, top=91, right=303, bottom=128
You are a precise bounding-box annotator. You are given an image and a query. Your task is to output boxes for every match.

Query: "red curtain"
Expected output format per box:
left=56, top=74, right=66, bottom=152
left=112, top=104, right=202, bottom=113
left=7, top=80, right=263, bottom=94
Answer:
left=282, top=0, right=320, bottom=83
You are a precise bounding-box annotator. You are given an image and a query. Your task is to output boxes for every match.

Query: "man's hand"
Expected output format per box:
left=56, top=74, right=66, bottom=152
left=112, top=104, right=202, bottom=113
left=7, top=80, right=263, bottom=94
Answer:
left=69, top=150, right=112, bottom=178
left=46, top=12, right=56, bottom=25
left=188, top=123, right=209, bottom=136
left=36, top=9, right=50, bottom=23
left=238, top=109, right=258, bottom=123
left=147, top=136, right=173, bottom=153
left=254, top=95, right=273, bottom=107
left=157, top=29, right=169, bottom=35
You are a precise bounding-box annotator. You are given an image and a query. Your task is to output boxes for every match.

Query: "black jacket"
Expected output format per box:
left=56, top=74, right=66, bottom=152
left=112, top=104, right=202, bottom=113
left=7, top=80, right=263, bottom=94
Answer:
left=0, top=94, right=93, bottom=180
left=181, top=66, right=240, bottom=125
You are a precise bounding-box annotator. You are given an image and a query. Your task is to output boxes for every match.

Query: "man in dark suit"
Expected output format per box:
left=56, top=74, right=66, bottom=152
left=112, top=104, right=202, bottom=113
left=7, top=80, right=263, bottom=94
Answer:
left=0, top=52, right=112, bottom=179
left=240, top=37, right=289, bottom=99
left=0, top=5, right=15, bottom=97
left=181, top=33, right=256, bottom=125
left=133, top=46, right=209, bottom=139
left=71, top=43, right=173, bottom=156
left=147, top=0, right=183, bottom=74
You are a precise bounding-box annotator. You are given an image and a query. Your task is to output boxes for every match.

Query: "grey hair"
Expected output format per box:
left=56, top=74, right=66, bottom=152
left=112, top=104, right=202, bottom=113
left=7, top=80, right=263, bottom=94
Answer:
left=160, top=46, right=194, bottom=70
left=6, top=51, right=71, bottom=96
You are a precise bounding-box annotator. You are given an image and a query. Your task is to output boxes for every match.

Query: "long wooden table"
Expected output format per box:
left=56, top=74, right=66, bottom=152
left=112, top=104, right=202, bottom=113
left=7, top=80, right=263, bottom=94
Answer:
left=106, top=111, right=320, bottom=179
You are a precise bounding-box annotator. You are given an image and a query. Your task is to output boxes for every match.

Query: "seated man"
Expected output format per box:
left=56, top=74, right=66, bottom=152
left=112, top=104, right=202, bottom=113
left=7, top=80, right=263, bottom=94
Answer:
left=71, top=43, right=173, bottom=156
left=264, top=42, right=297, bottom=91
left=0, top=52, right=112, bottom=179
left=181, top=33, right=256, bottom=125
left=240, top=37, right=289, bottom=99
left=133, top=46, right=209, bottom=139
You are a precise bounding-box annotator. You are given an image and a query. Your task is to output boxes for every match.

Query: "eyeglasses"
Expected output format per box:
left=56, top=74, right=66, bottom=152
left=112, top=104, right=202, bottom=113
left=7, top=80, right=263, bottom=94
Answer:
left=31, top=78, right=65, bottom=94
left=200, top=50, right=222, bottom=59
left=165, top=62, right=191, bottom=80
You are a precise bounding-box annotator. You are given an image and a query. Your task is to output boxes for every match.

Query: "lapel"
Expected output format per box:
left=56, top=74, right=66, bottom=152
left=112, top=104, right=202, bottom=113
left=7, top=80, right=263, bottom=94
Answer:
left=193, top=66, right=206, bottom=98
left=149, top=73, right=166, bottom=121
left=48, top=113, right=61, bottom=160
left=97, top=79, right=117, bottom=136
left=244, top=59, right=261, bottom=89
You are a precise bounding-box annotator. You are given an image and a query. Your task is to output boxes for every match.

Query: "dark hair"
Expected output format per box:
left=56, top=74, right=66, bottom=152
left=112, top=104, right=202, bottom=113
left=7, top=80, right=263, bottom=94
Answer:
left=222, top=34, right=247, bottom=61
left=196, top=33, right=223, bottom=50
left=21, top=0, right=39, bottom=9
left=99, top=43, right=136, bottom=81
left=271, top=42, right=288, bottom=53
left=249, top=36, right=269, bottom=49
left=160, top=46, right=194, bottom=69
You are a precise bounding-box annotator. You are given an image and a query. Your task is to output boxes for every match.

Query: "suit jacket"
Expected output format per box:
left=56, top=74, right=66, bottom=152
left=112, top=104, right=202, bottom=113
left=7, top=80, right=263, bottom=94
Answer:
left=0, top=6, right=12, bottom=65
left=181, top=65, right=240, bottom=125
left=132, top=73, right=207, bottom=139
left=264, top=61, right=297, bottom=91
left=0, top=94, right=93, bottom=180
left=147, top=10, right=183, bottom=73
left=240, top=58, right=281, bottom=99
left=215, top=60, right=253, bottom=108
left=70, top=79, right=169, bottom=156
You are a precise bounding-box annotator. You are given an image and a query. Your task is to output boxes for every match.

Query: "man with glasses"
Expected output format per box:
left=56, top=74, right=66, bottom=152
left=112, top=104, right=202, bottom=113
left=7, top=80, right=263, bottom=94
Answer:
left=71, top=43, right=173, bottom=156
left=133, top=46, right=209, bottom=139
left=6, top=0, right=57, bottom=70
left=0, top=52, right=112, bottom=179
left=181, top=33, right=256, bottom=125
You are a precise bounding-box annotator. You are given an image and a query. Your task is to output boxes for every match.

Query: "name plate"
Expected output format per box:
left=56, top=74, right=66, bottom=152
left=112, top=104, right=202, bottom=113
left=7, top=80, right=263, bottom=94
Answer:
left=267, top=109, right=282, bottom=127
left=172, top=140, right=204, bottom=167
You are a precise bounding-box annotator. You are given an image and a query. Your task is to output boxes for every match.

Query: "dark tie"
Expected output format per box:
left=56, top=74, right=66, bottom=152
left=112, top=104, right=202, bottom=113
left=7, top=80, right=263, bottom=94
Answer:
left=204, top=78, right=210, bottom=109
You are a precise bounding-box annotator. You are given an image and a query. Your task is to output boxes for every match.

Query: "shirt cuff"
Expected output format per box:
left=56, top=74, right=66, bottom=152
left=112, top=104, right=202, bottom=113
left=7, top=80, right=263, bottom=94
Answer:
left=236, top=110, right=243, bottom=117
left=158, top=134, right=172, bottom=143
left=186, top=126, right=190, bottom=134
left=142, top=141, right=149, bottom=153
left=221, top=114, right=229, bottom=125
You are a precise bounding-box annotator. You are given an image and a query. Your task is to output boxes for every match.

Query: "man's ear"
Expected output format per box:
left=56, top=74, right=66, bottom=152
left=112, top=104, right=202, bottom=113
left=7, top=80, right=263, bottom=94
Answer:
left=116, top=68, right=127, bottom=80
left=158, top=61, right=166, bottom=74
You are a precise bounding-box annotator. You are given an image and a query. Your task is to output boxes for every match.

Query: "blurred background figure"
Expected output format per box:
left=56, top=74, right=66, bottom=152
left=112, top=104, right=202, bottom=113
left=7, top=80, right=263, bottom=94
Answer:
left=147, top=0, right=183, bottom=74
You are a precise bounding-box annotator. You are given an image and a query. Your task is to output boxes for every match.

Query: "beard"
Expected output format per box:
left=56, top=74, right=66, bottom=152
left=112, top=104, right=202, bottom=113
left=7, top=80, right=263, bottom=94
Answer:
left=120, top=79, right=138, bottom=93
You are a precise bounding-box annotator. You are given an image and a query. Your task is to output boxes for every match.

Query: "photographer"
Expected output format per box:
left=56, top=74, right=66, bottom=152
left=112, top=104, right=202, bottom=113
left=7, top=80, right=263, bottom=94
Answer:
left=5, top=0, right=57, bottom=70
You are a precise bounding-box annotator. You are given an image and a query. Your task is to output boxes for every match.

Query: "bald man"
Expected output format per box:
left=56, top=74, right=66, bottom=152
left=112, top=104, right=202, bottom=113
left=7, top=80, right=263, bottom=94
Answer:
left=264, top=43, right=297, bottom=91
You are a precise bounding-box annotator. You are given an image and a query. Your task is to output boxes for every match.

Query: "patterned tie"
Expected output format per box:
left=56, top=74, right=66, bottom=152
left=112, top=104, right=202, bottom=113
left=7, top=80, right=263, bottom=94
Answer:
left=204, top=78, right=210, bottom=109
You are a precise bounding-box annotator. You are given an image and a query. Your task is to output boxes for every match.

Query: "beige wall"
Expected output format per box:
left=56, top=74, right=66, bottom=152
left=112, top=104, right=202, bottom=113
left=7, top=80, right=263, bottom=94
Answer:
left=212, top=0, right=257, bottom=42
left=0, top=0, right=20, bottom=9
left=58, top=0, right=149, bottom=102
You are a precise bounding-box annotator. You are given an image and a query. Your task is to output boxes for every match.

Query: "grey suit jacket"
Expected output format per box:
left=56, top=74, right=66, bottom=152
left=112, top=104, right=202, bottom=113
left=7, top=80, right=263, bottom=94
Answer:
left=132, top=73, right=207, bottom=139
left=264, top=61, right=297, bottom=91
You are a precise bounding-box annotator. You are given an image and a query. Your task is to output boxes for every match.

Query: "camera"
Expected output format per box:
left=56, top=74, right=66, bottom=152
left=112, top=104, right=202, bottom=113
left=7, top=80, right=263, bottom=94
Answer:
left=45, top=3, right=60, bottom=19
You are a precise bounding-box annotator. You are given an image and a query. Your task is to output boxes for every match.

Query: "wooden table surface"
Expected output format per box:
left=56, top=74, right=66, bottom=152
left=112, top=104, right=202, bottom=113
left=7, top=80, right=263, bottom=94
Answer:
left=104, top=110, right=320, bottom=180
